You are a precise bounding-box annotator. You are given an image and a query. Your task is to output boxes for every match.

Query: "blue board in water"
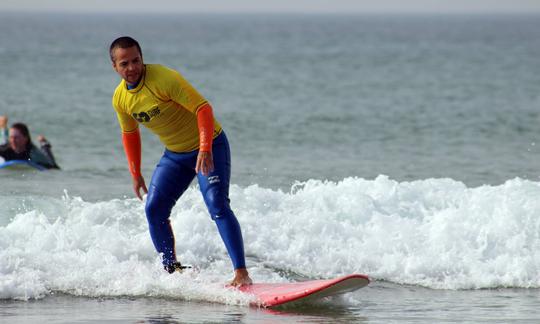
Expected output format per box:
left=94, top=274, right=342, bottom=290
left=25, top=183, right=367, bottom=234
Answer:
left=0, top=159, right=46, bottom=171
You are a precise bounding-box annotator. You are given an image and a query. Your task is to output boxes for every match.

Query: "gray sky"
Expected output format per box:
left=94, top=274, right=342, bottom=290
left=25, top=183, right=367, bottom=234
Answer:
left=1, top=0, right=540, bottom=14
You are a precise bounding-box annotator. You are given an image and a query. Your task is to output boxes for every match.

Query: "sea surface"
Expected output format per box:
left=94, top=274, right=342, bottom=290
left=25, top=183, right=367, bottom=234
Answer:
left=0, top=12, right=540, bottom=323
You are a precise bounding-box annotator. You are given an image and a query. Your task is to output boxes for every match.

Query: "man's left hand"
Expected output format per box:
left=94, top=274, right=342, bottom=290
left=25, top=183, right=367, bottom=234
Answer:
left=196, top=151, right=214, bottom=176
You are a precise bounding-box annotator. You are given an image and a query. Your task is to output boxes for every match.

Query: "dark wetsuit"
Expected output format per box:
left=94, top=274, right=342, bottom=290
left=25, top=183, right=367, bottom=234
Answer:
left=0, top=130, right=59, bottom=169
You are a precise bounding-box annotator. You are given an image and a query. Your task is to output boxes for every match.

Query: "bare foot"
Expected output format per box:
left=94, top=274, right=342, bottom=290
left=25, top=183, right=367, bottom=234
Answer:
left=230, top=268, right=253, bottom=287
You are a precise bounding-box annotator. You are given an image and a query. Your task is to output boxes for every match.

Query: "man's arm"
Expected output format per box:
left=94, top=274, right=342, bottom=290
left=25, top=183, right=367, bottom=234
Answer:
left=122, top=128, right=147, bottom=200
left=195, top=103, right=215, bottom=176
left=160, top=67, right=215, bottom=175
left=113, top=96, right=147, bottom=200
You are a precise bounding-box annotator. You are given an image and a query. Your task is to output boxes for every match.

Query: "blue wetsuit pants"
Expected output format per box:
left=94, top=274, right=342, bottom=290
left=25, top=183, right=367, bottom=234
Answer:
left=145, top=131, right=246, bottom=269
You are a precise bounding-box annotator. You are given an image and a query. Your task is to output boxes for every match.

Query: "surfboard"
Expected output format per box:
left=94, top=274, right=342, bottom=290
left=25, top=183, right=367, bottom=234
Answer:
left=0, top=159, right=46, bottom=171
left=238, top=274, right=369, bottom=307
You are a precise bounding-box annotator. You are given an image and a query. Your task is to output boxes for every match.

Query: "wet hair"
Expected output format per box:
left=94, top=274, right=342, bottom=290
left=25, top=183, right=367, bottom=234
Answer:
left=10, top=122, right=32, bottom=149
left=109, top=36, right=142, bottom=62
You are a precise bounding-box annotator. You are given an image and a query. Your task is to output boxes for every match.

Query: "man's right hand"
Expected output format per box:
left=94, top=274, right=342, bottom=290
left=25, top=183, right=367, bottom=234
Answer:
left=132, top=175, right=148, bottom=200
left=0, top=115, right=7, bottom=129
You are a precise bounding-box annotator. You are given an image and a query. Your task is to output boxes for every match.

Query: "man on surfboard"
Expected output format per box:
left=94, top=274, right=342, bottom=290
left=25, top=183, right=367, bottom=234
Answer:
left=109, top=37, right=252, bottom=286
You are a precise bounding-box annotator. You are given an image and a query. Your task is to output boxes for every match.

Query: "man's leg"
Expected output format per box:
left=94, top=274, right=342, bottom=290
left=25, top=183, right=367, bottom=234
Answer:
left=197, top=133, right=247, bottom=270
left=146, top=151, right=196, bottom=268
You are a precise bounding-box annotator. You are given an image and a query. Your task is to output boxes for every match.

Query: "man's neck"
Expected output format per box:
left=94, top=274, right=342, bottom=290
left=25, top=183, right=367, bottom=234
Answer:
left=127, top=77, right=141, bottom=90
left=127, top=66, right=145, bottom=90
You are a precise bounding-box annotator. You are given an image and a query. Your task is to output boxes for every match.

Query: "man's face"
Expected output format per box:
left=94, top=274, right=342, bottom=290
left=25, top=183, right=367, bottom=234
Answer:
left=9, top=128, right=29, bottom=153
left=111, top=46, right=144, bottom=85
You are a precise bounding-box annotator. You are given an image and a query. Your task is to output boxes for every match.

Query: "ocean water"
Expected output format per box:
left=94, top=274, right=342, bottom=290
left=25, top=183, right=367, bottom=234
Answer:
left=1, top=12, right=540, bottom=323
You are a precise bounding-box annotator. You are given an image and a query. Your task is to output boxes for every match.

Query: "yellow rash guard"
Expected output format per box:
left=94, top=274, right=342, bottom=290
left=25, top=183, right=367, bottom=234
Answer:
left=112, top=64, right=222, bottom=153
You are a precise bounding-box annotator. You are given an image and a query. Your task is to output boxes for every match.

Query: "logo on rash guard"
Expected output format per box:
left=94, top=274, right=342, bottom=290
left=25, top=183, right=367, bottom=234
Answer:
left=133, top=106, right=161, bottom=123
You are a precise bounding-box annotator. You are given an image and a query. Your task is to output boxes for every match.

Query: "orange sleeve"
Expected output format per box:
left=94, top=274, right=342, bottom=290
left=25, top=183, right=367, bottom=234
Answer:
left=122, top=128, right=142, bottom=178
left=197, top=103, right=214, bottom=152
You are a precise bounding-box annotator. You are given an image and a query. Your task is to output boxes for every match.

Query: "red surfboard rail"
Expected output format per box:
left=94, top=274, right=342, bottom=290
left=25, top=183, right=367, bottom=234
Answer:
left=238, top=274, right=370, bottom=307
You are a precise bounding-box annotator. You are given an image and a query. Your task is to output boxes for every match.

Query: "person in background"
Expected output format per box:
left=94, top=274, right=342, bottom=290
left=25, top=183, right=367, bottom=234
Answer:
left=0, top=115, right=60, bottom=169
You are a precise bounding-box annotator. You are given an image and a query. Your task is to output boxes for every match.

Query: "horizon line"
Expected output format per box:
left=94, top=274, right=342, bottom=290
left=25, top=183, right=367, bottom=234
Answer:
left=1, top=9, right=540, bottom=15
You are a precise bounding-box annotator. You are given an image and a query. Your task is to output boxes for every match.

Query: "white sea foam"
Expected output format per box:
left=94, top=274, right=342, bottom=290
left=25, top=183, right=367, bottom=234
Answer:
left=1, top=176, right=540, bottom=300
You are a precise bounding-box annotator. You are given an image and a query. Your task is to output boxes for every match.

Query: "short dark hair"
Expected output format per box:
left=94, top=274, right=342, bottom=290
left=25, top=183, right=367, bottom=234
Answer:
left=109, top=36, right=142, bottom=62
